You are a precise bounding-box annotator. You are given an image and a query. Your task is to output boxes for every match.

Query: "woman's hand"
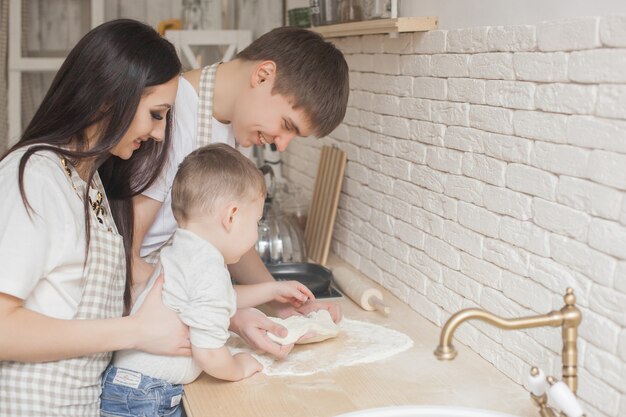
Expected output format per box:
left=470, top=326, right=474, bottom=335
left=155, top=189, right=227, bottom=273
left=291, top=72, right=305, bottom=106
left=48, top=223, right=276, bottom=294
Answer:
left=229, top=308, right=294, bottom=359
left=132, top=276, right=191, bottom=356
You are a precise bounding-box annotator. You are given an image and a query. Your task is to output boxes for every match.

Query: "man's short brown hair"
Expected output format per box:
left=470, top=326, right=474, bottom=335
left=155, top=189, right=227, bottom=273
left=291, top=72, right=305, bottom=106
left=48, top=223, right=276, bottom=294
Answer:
left=171, top=144, right=266, bottom=223
left=236, top=27, right=349, bottom=138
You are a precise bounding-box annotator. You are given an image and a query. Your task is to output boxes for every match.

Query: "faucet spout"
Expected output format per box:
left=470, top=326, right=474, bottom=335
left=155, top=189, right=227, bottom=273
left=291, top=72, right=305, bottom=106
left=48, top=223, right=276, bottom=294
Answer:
left=434, top=308, right=563, bottom=360
left=434, top=288, right=582, bottom=393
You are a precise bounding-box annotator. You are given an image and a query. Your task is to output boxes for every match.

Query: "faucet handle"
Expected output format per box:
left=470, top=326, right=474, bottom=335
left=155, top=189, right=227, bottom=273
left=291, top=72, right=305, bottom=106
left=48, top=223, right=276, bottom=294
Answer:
left=547, top=376, right=585, bottom=417
left=528, top=366, right=548, bottom=396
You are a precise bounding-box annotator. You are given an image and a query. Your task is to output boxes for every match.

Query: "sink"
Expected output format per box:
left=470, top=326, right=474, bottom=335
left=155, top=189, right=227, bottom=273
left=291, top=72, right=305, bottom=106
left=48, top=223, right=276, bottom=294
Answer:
left=335, top=406, right=523, bottom=417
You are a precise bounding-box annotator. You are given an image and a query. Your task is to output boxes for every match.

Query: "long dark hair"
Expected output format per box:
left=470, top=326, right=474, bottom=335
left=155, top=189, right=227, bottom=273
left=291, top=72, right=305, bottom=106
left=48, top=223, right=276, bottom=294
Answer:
left=1, top=19, right=181, bottom=313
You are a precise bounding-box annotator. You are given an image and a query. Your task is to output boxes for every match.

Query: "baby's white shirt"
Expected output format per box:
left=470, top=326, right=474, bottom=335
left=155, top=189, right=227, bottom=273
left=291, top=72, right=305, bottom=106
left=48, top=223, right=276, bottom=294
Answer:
left=113, top=228, right=237, bottom=384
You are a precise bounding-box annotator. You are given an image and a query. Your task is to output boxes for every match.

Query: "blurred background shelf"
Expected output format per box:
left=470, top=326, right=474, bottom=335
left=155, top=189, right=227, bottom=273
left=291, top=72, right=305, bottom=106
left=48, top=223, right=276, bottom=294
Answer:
left=7, top=0, right=105, bottom=146
left=310, top=16, right=438, bottom=38
left=164, top=29, right=252, bottom=69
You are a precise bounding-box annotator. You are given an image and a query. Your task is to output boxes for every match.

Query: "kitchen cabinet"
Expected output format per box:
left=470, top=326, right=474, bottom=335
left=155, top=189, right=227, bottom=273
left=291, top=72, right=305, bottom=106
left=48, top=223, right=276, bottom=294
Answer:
left=182, top=255, right=536, bottom=417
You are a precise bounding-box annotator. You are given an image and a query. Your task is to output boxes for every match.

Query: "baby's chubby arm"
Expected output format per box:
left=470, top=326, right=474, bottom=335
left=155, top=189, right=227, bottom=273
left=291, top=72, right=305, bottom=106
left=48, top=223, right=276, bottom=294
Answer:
left=234, top=281, right=314, bottom=309
left=192, top=344, right=262, bottom=381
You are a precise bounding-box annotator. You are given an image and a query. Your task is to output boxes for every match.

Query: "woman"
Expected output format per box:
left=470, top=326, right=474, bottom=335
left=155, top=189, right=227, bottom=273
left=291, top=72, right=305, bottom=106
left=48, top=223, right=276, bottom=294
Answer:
left=0, top=19, right=189, bottom=416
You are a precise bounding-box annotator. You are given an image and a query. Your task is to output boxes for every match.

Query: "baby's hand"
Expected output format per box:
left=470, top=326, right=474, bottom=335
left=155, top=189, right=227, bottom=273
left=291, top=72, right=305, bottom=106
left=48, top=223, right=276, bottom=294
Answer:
left=234, top=352, right=262, bottom=379
left=273, top=281, right=315, bottom=307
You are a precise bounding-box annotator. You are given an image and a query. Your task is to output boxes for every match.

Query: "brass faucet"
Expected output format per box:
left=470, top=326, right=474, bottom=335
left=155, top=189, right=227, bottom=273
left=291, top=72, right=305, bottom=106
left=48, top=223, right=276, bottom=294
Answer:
left=434, top=288, right=582, bottom=394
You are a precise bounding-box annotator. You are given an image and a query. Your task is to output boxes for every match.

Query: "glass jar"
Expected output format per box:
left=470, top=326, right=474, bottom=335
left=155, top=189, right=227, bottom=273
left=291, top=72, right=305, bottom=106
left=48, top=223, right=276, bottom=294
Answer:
left=338, top=0, right=364, bottom=23
left=310, top=0, right=339, bottom=26
left=182, top=0, right=204, bottom=30
left=362, top=0, right=391, bottom=20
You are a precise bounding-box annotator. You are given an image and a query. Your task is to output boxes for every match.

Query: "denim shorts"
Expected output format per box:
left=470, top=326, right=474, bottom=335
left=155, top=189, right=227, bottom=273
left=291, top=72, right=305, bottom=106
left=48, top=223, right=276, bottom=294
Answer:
left=100, top=365, right=184, bottom=417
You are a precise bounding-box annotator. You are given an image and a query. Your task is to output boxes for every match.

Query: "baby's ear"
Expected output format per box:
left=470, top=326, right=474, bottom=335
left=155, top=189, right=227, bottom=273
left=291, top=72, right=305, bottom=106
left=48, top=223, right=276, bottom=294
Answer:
left=221, top=204, right=239, bottom=232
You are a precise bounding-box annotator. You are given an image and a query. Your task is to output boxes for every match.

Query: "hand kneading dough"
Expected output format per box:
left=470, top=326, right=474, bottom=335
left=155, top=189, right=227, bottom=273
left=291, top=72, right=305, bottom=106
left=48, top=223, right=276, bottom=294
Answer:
left=267, top=310, right=340, bottom=345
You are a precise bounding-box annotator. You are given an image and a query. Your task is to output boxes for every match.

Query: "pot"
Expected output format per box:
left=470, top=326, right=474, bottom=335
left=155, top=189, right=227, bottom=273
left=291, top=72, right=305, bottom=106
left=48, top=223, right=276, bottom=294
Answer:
left=256, top=165, right=307, bottom=264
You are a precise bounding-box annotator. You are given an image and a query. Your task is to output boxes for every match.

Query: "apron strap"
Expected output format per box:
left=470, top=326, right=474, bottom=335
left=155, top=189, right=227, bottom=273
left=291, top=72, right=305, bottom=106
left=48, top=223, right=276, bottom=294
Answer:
left=196, top=62, right=220, bottom=148
left=142, top=62, right=220, bottom=264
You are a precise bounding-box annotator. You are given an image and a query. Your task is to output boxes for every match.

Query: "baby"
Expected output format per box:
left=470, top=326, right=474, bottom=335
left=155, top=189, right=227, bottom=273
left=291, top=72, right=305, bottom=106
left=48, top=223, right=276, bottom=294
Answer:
left=101, top=143, right=313, bottom=417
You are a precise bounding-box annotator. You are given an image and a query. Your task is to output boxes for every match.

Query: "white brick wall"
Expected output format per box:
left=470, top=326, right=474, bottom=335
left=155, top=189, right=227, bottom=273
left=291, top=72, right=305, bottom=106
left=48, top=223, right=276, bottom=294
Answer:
left=283, top=16, right=626, bottom=417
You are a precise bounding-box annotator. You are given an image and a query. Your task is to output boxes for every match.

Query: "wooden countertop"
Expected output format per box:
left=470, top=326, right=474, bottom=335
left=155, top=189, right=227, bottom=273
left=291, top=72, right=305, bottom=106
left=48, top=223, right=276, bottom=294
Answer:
left=183, top=256, right=537, bottom=417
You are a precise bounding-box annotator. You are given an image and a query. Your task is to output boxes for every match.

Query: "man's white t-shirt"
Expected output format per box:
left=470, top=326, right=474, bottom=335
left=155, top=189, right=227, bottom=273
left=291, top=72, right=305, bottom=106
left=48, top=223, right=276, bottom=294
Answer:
left=140, top=76, right=237, bottom=256
left=113, top=228, right=237, bottom=384
left=0, top=150, right=95, bottom=319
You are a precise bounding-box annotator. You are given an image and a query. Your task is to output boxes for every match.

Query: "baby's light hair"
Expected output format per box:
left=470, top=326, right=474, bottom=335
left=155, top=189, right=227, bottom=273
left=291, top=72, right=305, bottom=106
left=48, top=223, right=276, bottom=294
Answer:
left=171, top=143, right=266, bottom=223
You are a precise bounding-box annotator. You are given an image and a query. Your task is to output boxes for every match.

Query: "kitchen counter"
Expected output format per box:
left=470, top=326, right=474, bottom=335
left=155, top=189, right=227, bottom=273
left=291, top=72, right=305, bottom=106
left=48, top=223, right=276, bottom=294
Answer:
left=183, top=256, right=537, bottom=417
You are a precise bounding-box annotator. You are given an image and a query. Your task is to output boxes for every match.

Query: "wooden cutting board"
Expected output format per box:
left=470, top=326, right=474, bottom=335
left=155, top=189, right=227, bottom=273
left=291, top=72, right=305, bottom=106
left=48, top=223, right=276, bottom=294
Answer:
left=304, top=145, right=347, bottom=266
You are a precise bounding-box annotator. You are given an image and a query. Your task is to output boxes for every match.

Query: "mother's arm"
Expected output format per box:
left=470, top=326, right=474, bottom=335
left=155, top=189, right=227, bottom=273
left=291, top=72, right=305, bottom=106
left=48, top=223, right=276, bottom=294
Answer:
left=0, top=277, right=190, bottom=362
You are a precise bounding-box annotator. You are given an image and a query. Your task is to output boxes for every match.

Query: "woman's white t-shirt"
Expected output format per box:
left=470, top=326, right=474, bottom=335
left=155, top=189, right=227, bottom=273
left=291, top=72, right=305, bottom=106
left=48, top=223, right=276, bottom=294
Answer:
left=0, top=149, right=89, bottom=319
left=140, top=76, right=237, bottom=256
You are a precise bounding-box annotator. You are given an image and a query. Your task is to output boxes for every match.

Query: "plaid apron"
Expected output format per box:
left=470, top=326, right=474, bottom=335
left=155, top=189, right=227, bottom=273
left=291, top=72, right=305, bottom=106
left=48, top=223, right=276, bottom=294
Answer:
left=144, top=62, right=219, bottom=265
left=0, top=165, right=125, bottom=417
left=196, top=62, right=219, bottom=148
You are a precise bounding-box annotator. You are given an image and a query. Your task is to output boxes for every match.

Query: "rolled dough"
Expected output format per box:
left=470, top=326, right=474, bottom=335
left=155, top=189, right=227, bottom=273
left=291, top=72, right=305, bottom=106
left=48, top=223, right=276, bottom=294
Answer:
left=267, top=310, right=341, bottom=345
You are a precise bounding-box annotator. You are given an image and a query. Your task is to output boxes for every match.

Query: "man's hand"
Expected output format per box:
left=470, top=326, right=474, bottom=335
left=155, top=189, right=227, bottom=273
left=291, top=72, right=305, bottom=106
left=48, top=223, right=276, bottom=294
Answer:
left=229, top=308, right=295, bottom=359
left=269, top=299, right=342, bottom=343
left=271, top=299, right=342, bottom=323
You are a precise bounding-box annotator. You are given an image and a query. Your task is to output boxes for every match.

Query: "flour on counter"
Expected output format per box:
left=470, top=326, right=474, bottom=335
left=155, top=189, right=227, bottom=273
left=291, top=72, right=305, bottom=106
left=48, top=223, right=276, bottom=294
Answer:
left=227, top=317, right=413, bottom=376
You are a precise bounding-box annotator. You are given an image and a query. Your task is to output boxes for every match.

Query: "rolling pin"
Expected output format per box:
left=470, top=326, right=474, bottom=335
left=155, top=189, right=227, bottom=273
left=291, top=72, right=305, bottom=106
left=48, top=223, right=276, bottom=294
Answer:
left=332, top=266, right=391, bottom=315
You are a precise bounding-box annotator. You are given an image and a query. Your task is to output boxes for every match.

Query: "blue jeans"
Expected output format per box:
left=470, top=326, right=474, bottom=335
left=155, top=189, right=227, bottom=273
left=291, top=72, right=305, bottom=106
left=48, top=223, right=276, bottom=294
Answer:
left=100, top=365, right=184, bottom=417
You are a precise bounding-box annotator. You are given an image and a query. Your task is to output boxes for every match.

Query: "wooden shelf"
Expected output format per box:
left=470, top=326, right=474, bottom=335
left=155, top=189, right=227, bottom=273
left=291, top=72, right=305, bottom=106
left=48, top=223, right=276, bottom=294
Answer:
left=310, top=16, right=438, bottom=38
